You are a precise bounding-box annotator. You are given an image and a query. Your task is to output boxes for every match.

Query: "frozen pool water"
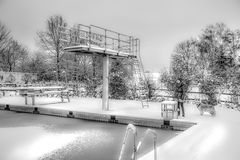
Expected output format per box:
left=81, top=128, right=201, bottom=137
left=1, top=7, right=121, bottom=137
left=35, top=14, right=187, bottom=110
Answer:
left=0, top=111, right=180, bottom=160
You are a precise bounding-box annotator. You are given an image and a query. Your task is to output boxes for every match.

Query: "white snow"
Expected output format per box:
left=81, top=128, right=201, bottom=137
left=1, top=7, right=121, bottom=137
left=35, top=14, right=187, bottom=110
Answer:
left=1, top=96, right=240, bottom=159
left=139, top=105, right=240, bottom=160
left=64, top=44, right=131, bottom=57
left=0, top=96, right=166, bottom=119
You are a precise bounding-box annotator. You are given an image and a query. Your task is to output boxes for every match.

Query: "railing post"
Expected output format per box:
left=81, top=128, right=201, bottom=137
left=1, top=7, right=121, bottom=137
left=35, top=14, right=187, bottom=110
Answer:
left=104, top=29, right=107, bottom=52
left=138, top=39, right=140, bottom=56
left=135, top=39, right=138, bottom=55
left=118, top=33, right=120, bottom=55
left=89, top=26, right=91, bottom=50
left=129, top=36, right=132, bottom=54
left=78, top=24, right=81, bottom=44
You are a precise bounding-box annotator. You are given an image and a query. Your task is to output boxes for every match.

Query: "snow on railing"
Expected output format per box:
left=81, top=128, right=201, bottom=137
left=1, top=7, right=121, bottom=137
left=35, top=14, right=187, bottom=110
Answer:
left=60, top=24, right=140, bottom=56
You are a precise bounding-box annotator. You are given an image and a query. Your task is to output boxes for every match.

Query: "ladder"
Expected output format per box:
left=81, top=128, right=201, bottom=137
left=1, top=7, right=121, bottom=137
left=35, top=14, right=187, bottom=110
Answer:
left=132, top=129, right=157, bottom=160
left=118, top=124, right=137, bottom=160
left=118, top=124, right=158, bottom=160
left=132, top=39, right=149, bottom=108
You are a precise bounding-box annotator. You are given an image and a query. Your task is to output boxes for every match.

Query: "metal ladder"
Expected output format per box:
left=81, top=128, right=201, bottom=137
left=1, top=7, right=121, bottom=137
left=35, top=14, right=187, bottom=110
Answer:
left=118, top=124, right=158, bottom=160
left=132, top=129, right=157, bottom=160
left=132, top=39, right=149, bottom=108
left=118, top=124, right=137, bottom=160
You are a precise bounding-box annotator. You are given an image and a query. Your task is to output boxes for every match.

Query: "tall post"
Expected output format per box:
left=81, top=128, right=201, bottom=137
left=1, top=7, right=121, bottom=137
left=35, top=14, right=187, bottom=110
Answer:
left=102, top=55, right=109, bottom=110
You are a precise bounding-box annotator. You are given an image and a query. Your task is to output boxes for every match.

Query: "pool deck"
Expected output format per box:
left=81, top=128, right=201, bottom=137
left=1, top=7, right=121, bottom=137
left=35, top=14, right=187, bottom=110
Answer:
left=0, top=96, right=196, bottom=130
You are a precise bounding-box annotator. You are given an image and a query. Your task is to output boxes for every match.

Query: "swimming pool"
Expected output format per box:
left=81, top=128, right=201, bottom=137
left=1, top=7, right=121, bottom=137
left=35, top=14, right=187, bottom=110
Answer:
left=0, top=111, right=180, bottom=160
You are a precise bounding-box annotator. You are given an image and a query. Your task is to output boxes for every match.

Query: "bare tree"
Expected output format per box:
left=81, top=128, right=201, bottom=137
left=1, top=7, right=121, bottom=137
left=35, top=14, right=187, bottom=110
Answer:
left=26, top=52, right=51, bottom=80
left=37, top=15, right=67, bottom=81
left=0, top=22, right=11, bottom=53
left=16, top=47, right=30, bottom=72
left=1, top=40, right=28, bottom=72
left=0, top=22, right=12, bottom=70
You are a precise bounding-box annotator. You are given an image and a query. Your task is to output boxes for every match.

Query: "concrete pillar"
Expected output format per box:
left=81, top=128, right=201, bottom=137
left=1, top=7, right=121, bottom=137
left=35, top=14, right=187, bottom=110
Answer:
left=102, top=55, right=109, bottom=110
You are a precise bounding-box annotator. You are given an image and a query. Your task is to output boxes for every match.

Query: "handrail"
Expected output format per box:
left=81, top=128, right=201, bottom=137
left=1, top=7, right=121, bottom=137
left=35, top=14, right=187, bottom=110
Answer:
left=77, top=23, right=90, bottom=29
left=60, top=24, right=137, bottom=55
left=132, top=129, right=157, bottom=160
left=119, top=124, right=137, bottom=160
left=90, top=24, right=131, bottom=38
left=119, top=124, right=158, bottom=160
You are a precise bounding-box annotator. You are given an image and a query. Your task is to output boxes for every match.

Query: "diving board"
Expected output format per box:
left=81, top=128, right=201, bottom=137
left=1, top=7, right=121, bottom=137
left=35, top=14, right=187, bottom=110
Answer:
left=64, top=44, right=137, bottom=58
left=61, top=24, right=141, bottom=111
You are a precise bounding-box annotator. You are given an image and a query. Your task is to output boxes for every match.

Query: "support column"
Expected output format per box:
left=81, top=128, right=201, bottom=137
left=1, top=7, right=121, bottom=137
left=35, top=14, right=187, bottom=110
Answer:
left=102, top=55, right=109, bottom=110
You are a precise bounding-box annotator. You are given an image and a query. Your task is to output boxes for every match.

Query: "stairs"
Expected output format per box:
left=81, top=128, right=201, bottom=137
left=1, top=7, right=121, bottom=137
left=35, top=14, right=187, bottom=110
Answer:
left=131, top=39, right=149, bottom=108
left=132, top=61, right=149, bottom=108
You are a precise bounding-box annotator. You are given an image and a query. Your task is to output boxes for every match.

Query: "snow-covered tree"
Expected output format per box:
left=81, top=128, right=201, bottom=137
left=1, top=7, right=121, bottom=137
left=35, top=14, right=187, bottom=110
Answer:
left=161, top=39, right=199, bottom=100
left=110, top=59, right=129, bottom=99
left=197, top=23, right=240, bottom=104
left=37, top=15, right=68, bottom=81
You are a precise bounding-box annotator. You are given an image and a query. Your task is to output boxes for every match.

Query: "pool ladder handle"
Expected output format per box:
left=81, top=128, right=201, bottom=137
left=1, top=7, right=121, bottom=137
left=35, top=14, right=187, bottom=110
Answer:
left=118, top=124, right=158, bottom=160
left=131, top=128, right=157, bottom=160
left=118, top=124, right=137, bottom=160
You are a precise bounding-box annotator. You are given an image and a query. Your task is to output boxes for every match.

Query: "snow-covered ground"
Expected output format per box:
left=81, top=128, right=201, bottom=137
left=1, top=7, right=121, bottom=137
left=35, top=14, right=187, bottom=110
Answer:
left=1, top=96, right=240, bottom=159
left=0, top=96, right=166, bottom=119
left=139, top=105, right=240, bottom=160
left=0, top=96, right=207, bottom=122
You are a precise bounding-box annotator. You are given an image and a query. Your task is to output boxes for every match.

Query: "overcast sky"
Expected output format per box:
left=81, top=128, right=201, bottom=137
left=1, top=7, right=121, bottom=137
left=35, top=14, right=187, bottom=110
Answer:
left=0, top=0, right=240, bottom=72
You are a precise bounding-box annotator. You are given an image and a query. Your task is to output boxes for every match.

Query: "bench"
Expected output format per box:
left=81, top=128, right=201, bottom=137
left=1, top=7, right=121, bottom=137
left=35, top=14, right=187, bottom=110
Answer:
left=24, top=90, right=70, bottom=105
left=0, top=87, right=18, bottom=97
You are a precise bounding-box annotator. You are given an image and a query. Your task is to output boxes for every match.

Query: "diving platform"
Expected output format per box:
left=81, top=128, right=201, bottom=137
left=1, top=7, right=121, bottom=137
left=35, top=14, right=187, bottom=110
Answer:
left=61, top=24, right=139, bottom=58
left=60, top=24, right=143, bottom=111
left=64, top=44, right=137, bottom=58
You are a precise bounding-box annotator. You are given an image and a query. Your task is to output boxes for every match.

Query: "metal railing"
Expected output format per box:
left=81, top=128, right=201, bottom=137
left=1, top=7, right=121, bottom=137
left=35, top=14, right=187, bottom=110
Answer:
left=119, top=124, right=137, bottom=160
left=118, top=124, right=158, bottom=160
left=132, top=129, right=157, bottom=160
left=60, top=24, right=139, bottom=56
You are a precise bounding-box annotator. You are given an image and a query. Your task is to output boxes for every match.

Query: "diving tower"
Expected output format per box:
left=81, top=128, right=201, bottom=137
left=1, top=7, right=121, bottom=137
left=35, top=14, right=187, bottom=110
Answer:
left=60, top=24, right=148, bottom=111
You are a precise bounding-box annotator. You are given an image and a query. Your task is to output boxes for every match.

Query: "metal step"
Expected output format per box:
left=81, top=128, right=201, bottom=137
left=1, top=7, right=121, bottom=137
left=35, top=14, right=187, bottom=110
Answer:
left=131, top=58, right=149, bottom=108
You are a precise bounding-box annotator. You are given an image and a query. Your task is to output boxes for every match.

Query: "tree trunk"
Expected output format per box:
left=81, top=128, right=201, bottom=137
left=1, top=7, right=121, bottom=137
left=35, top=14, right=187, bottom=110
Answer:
left=92, top=55, right=96, bottom=77
left=9, top=64, right=12, bottom=72
left=56, top=50, right=60, bottom=82
left=73, top=54, right=77, bottom=81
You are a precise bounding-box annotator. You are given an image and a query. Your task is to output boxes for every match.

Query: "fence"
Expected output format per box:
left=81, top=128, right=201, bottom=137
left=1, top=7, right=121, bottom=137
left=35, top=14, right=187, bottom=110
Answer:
left=156, top=88, right=240, bottom=104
